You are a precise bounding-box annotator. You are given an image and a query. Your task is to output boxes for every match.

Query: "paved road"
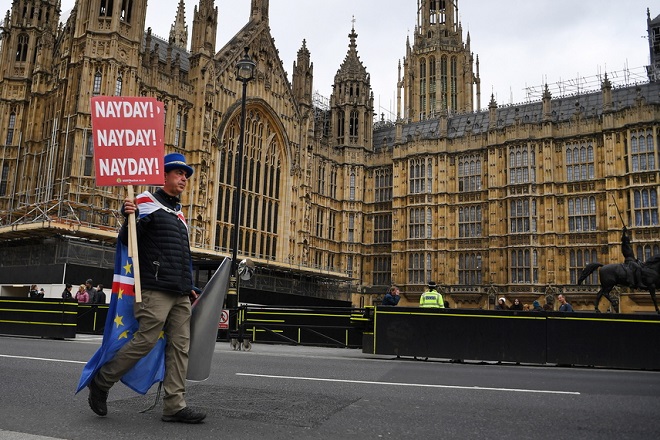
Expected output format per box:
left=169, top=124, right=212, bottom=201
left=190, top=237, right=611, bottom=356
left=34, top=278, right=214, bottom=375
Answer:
left=1, top=335, right=659, bottom=439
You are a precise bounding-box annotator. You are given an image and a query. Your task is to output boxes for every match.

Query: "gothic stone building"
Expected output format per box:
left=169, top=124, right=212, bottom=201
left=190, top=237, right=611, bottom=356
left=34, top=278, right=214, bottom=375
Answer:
left=0, top=0, right=659, bottom=312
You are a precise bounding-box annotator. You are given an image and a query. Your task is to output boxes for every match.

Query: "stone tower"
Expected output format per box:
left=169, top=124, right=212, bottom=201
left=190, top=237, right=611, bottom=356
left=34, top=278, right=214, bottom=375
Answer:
left=330, top=21, right=374, bottom=150
left=647, top=8, right=660, bottom=82
left=0, top=0, right=63, bottom=205
left=400, top=0, right=480, bottom=121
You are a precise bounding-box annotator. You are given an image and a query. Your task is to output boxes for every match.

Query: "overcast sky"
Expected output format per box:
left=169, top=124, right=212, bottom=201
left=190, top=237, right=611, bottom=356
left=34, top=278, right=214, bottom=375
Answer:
left=59, top=0, right=654, bottom=117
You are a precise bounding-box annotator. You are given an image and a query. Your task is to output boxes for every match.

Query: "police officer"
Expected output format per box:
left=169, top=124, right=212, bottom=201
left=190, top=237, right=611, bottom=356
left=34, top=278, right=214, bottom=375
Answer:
left=419, top=281, right=445, bottom=308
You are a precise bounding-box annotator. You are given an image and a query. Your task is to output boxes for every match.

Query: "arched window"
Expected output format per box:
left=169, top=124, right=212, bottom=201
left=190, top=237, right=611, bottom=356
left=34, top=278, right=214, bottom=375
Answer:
left=337, top=110, right=345, bottom=142
left=120, top=0, right=133, bottom=23
left=16, top=34, right=29, bottom=62
left=349, top=172, right=356, bottom=200
left=570, top=249, right=598, bottom=284
left=114, top=77, right=123, bottom=96
left=450, top=56, right=457, bottom=112
left=6, top=112, right=16, bottom=145
left=93, top=72, right=102, bottom=96
left=99, top=0, right=114, bottom=17
left=349, top=110, right=359, bottom=138
left=175, top=110, right=188, bottom=148
left=216, top=108, right=282, bottom=261
left=633, top=188, right=659, bottom=226
left=408, top=157, right=432, bottom=194
left=459, top=252, right=483, bottom=285
left=419, top=58, right=427, bottom=118
left=440, top=55, right=448, bottom=110
left=630, top=129, right=657, bottom=172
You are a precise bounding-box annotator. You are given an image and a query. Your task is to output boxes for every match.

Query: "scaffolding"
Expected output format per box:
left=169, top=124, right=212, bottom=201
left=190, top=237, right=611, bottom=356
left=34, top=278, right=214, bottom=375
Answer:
left=524, top=65, right=649, bottom=102
left=312, top=91, right=331, bottom=138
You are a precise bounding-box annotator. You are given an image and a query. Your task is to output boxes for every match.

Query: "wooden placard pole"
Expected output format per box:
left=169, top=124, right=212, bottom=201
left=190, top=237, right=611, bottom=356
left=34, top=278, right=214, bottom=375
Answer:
left=127, top=185, right=142, bottom=303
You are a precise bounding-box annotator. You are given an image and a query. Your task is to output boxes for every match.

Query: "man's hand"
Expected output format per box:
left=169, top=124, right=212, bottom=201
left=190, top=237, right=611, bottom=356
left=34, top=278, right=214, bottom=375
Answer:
left=122, top=198, right=137, bottom=216
left=190, top=288, right=201, bottom=303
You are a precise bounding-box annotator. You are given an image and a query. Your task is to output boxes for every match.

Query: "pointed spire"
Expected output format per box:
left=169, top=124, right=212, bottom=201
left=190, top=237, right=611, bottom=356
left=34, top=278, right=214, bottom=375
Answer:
left=335, top=19, right=367, bottom=80
left=542, top=83, right=552, bottom=100
left=489, top=93, right=497, bottom=109
left=348, top=18, right=357, bottom=53
left=296, top=39, right=310, bottom=65
left=169, top=0, right=188, bottom=50
left=293, top=39, right=313, bottom=108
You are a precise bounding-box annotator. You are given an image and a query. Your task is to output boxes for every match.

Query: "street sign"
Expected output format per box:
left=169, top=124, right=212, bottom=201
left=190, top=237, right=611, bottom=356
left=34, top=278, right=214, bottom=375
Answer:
left=218, top=309, right=229, bottom=330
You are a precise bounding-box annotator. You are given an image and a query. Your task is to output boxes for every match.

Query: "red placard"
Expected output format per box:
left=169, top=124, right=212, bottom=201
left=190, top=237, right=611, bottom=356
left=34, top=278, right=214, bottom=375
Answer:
left=91, top=96, right=165, bottom=186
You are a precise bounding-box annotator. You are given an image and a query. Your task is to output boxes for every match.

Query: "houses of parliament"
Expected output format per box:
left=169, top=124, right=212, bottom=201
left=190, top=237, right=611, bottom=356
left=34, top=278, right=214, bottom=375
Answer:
left=0, top=0, right=659, bottom=312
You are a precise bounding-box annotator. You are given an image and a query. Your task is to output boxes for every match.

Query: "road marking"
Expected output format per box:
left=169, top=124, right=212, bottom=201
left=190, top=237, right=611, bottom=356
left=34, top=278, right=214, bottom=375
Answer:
left=0, top=354, right=86, bottom=364
left=236, top=372, right=581, bottom=395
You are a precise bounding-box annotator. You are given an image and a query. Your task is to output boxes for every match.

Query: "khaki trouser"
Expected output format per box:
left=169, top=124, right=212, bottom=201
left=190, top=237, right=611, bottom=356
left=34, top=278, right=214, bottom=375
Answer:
left=95, top=289, right=191, bottom=416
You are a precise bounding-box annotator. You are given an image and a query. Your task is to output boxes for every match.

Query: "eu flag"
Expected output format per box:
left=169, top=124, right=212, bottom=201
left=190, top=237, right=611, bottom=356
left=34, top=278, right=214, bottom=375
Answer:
left=76, top=241, right=165, bottom=395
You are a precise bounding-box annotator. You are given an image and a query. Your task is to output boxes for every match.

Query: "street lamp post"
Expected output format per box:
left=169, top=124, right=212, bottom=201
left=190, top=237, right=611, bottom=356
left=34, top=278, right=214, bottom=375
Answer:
left=227, top=47, right=256, bottom=317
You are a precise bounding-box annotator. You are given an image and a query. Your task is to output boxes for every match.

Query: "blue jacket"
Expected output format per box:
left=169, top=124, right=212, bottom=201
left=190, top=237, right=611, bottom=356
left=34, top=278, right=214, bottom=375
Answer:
left=382, top=292, right=400, bottom=306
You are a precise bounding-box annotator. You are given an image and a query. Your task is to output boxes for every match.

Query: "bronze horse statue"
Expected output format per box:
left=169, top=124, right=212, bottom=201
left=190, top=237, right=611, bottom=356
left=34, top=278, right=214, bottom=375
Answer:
left=578, top=254, right=660, bottom=314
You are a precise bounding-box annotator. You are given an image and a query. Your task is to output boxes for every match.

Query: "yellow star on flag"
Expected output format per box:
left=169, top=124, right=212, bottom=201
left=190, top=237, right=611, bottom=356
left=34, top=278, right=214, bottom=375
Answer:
left=123, top=260, right=132, bottom=275
left=114, top=314, right=124, bottom=328
left=118, top=330, right=130, bottom=340
left=118, top=287, right=124, bottom=299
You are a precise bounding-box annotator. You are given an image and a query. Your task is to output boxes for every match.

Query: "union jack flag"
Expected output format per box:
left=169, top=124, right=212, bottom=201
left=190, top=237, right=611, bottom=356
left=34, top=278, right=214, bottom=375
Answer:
left=135, top=191, right=187, bottom=226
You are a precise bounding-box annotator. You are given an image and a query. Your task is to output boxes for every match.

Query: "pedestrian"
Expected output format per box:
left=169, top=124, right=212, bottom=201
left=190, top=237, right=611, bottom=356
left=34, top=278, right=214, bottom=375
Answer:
left=75, top=284, right=89, bottom=303
left=531, top=300, right=543, bottom=312
left=95, top=284, right=106, bottom=304
left=382, top=286, right=401, bottom=306
left=557, top=294, right=574, bottom=312
left=38, top=288, right=46, bottom=299
left=419, top=281, right=444, bottom=308
left=495, top=297, right=508, bottom=310
left=87, top=153, right=205, bottom=424
left=85, top=279, right=98, bottom=304
left=510, top=298, right=523, bottom=310
left=28, top=284, right=39, bottom=299
left=61, top=284, right=73, bottom=300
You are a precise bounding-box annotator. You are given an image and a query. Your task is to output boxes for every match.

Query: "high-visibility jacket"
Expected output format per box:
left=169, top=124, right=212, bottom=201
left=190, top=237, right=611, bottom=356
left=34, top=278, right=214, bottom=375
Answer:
left=419, top=289, right=444, bottom=308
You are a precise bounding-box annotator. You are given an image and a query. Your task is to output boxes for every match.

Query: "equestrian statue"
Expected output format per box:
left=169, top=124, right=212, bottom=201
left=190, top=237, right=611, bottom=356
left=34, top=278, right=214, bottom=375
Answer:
left=578, top=226, right=660, bottom=314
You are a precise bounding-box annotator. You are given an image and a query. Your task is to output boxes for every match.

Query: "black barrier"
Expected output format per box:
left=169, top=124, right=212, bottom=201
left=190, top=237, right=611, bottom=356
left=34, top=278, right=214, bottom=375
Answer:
left=369, top=306, right=660, bottom=370
left=373, top=307, right=547, bottom=364
left=546, top=312, right=660, bottom=370
left=0, top=298, right=77, bottom=339
left=76, top=304, right=109, bottom=335
left=238, top=306, right=364, bottom=348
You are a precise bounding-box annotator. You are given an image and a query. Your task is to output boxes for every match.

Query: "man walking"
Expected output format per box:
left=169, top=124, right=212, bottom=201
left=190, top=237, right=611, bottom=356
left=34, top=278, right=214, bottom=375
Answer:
left=87, top=153, right=205, bottom=424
